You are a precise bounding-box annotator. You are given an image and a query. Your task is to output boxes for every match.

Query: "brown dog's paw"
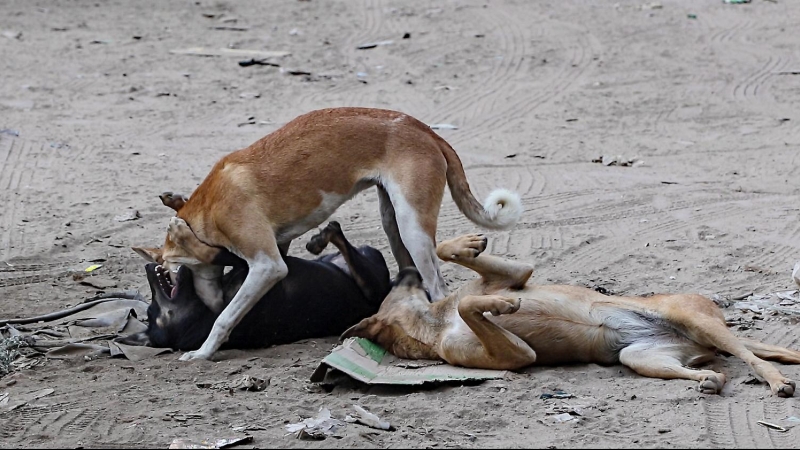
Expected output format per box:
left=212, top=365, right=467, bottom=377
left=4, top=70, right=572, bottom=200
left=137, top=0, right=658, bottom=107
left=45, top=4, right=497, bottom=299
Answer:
left=774, top=379, right=795, bottom=398
left=697, top=373, right=725, bottom=395
left=437, top=234, right=488, bottom=262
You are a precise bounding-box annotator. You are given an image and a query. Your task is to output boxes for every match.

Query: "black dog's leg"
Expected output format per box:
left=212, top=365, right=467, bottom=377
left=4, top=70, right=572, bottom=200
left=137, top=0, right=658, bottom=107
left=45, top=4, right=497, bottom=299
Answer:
left=306, top=221, right=385, bottom=301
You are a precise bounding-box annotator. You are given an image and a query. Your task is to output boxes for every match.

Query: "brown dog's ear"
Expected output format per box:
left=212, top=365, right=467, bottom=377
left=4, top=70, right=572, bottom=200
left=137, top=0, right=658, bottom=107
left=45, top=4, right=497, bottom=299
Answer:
left=340, top=317, right=380, bottom=341
left=159, top=192, right=189, bottom=212
left=132, top=247, right=164, bottom=264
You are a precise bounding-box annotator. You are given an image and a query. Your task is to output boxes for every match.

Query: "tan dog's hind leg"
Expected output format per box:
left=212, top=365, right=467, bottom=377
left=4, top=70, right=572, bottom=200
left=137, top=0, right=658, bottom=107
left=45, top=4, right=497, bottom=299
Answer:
left=619, top=341, right=725, bottom=394
left=439, top=295, right=537, bottom=370
left=742, top=339, right=800, bottom=364
left=437, top=234, right=533, bottom=290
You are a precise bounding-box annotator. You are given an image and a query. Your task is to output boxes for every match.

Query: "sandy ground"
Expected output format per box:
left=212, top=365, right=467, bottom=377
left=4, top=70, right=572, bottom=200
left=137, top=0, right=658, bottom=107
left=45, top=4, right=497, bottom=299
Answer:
left=2, top=0, right=800, bottom=448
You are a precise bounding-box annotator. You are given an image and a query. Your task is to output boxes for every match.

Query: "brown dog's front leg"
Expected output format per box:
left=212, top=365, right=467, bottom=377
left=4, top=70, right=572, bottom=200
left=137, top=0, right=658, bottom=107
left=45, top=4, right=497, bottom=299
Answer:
left=440, top=295, right=536, bottom=370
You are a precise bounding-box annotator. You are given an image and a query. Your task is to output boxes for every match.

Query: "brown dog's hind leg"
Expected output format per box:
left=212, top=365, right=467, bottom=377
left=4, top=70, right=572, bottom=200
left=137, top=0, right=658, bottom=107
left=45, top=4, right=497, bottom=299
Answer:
left=437, top=235, right=533, bottom=290
left=619, top=341, right=725, bottom=394
left=439, top=295, right=537, bottom=370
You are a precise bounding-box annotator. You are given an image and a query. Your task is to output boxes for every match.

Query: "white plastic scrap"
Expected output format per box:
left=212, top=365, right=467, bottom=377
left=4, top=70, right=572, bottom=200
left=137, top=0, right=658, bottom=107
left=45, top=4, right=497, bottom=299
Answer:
left=345, top=404, right=393, bottom=430
left=285, top=407, right=345, bottom=438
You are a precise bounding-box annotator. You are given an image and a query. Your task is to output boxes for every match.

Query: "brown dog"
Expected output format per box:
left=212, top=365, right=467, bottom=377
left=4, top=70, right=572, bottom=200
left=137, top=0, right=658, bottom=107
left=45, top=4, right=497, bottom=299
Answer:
left=342, top=234, right=800, bottom=397
left=137, top=108, right=522, bottom=360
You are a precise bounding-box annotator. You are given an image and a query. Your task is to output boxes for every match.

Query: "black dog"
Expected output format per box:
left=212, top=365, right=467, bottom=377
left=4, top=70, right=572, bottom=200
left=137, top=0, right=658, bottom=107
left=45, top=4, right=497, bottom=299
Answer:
left=120, top=222, right=391, bottom=351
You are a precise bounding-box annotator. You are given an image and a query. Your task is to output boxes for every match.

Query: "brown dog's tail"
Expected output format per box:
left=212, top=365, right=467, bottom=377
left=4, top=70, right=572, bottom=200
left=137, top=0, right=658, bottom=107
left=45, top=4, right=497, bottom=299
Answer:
left=437, top=139, right=522, bottom=230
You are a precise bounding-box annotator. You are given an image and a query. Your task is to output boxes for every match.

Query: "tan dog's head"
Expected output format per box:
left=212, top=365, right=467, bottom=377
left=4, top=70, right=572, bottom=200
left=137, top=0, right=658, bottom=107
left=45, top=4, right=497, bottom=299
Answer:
left=131, top=192, right=201, bottom=286
left=341, top=268, right=440, bottom=360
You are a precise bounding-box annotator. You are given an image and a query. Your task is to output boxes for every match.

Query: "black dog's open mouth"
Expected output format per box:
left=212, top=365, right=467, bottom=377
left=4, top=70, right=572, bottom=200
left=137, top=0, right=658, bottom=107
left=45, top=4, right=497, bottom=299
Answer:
left=155, top=264, right=179, bottom=298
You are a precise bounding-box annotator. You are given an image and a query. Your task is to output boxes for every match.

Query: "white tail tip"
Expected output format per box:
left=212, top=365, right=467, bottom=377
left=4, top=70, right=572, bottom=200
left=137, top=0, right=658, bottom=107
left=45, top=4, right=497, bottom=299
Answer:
left=483, top=188, right=523, bottom=229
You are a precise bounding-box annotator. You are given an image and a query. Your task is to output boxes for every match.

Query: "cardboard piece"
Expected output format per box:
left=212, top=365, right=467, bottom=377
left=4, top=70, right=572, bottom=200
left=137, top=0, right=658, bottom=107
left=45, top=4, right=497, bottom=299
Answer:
left=311, top=338, right=507, bottom=385
left=169, top=47, right=290, bottom=58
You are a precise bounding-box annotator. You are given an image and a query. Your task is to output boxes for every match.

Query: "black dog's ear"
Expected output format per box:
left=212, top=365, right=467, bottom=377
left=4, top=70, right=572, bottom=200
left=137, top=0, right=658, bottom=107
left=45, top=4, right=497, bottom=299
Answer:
left=393, top=267, right=424, bottom=289
left=116, top=332, right=151, bottom=347
left=340, top=317, right=380, bottom=341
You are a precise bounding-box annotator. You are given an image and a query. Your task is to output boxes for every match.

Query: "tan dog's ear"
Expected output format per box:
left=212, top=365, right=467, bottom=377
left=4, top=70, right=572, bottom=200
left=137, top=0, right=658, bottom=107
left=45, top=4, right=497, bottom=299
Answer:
left=159, top=192, right=189, bottom=212
left=340, top=317, right=379, bottom=341
left=132, top=247, right=164, bottom=264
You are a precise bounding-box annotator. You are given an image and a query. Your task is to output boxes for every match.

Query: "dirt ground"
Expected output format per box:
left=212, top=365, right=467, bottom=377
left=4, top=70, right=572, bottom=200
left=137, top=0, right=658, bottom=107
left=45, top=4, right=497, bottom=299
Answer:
left=2, top=0, right=800, bottom=448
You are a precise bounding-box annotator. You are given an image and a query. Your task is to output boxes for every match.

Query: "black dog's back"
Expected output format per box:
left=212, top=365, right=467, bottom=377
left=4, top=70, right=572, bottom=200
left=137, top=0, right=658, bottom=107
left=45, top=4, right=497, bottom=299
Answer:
left=224, top=250, right=388, bottom=348
left=148, top=244, right=390, bottom=351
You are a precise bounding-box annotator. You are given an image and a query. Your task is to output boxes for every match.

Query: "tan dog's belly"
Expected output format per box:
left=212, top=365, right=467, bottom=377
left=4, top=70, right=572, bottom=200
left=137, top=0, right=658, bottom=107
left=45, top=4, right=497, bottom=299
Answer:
left=471, top=285, right=703, bottom=366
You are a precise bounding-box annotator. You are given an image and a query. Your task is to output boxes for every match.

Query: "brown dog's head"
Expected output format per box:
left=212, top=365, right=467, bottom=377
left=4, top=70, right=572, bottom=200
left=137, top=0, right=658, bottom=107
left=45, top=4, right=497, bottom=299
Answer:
left=340, top=268, right=440, bottom=360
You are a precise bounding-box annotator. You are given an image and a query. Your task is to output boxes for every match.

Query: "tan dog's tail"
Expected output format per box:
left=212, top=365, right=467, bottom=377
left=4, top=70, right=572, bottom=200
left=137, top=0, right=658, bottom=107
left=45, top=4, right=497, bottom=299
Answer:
left=438, top=140, right=522, bottom=230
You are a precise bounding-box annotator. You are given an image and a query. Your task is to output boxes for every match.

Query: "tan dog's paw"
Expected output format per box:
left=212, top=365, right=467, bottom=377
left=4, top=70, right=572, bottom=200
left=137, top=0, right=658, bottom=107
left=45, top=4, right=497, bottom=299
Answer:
left=168, top=217, right=194, bottom=246
left=773, top=379, right=795, bottom=398
left=437, top=234, right=488, bottom=262
left=482, top=295, right=522, bottom=316
left=697, top=373, right=726, bottom=395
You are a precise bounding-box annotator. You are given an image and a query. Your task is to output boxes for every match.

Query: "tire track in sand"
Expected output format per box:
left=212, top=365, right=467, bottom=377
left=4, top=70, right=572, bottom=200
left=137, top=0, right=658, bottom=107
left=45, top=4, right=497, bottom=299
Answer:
left=705, top=399, right=796, bottom=449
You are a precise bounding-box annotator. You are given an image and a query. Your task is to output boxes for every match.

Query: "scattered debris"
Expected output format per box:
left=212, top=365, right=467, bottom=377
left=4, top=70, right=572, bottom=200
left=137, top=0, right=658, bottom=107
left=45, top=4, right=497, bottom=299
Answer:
left=591, top=155, right=644, bottom=167
left=237, top=116, right=257, bottom=127
left=552, top=412, right=575, bottom=423
left=0, top=336, right=29, bottom=376
left=429, top=123, right=459, bottom=130
left=285, top=407, right=346, bottom=440
left=687, top=13, right=698, bottom=19
left=345, top=405, right=395, bottom=431
left=211, top=26, right=249, bottom=31
left=0, top=388, right=54, bottom=412
left=0, top=129, right=19, bottom=137
left=722, top=0, right=750, bottom=3
left=539, top=390, right=574, bottom=400
left=402, top=32, right=411, bottom=39
left=239, top=92, right=261, bottom=99
left=641, top=2, right=663, bottom=9
left=311, top=338, right=507, bottom=386
left=168, top=436, right=253, bottom=449
left=114, top=210, right=141, bottom=222
left=757, top=420, right=787, bottom=432
left=280, top=68, right=312, bottom=76
left=238, top=58, right=280, bottom=67
left=2, top=30, right=22, bottom=40
left=356, top=40, right=394, bottom=50
left=196, top=375, right=269, bottom=392
left=170, top=47, right=290, bottom=58
left=79, top=276, right=118, bottom=290
left=505, top=154, right=517, bottom=158
left=84, top=264, right=103, bottom=273
left=742, top=376, right=763, bottom=385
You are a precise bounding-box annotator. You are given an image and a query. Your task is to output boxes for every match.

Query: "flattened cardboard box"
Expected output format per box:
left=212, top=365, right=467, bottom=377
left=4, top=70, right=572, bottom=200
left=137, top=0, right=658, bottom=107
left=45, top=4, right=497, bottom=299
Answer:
left=311, top=338, right=508, bottom=385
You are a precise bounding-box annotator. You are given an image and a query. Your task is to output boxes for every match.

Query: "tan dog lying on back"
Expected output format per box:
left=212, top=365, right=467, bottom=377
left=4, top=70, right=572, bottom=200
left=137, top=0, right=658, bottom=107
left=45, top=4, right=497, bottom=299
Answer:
left=343, top=234, right=800, bottom=397
left=134, top=108, right=522, bottom=361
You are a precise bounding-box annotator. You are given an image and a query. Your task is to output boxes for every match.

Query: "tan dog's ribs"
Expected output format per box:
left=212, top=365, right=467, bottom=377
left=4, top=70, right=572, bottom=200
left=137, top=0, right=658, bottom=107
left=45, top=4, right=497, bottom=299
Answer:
left=442, top=295, right=536, bottom=370
left=436, top=234, right=533, bottom=290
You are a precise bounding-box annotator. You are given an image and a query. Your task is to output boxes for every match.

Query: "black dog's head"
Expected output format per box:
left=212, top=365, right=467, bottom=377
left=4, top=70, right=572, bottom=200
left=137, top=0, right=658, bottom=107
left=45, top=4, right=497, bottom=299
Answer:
left=118, top=263, right=218, bottom=349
